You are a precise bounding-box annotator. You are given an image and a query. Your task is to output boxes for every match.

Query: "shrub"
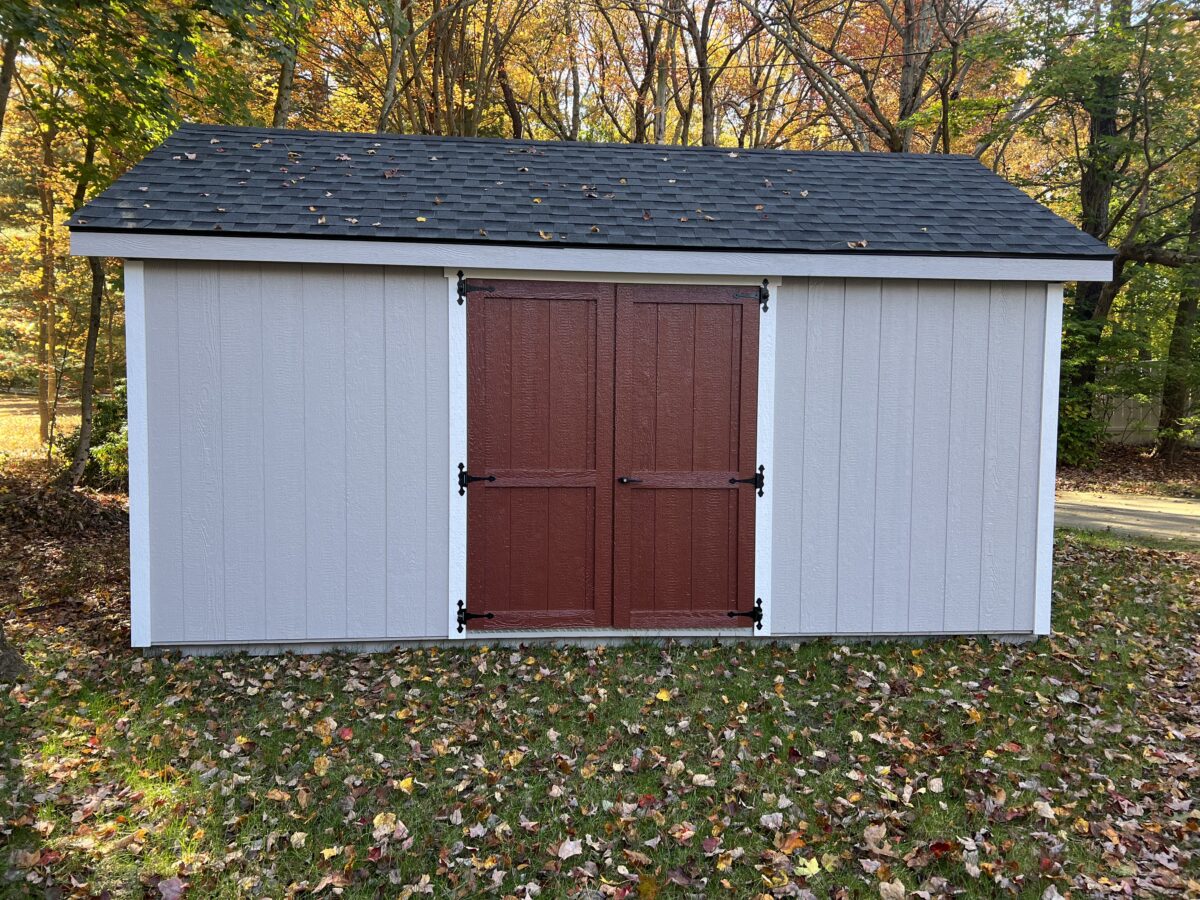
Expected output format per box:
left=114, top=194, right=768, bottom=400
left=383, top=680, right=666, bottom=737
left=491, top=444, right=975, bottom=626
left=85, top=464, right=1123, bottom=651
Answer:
left=55, top=381, right=128, bottom=489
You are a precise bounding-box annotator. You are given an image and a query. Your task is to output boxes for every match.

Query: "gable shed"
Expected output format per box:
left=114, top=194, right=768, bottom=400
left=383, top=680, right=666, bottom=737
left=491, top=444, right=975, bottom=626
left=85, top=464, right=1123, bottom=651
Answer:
left=70, top=124, right=1113, bottom=650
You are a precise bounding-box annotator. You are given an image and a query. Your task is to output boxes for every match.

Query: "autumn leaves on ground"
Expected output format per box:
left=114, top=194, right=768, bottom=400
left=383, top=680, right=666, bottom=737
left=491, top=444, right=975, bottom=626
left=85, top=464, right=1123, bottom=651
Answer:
left=0, top=472, right=1198, bottom=898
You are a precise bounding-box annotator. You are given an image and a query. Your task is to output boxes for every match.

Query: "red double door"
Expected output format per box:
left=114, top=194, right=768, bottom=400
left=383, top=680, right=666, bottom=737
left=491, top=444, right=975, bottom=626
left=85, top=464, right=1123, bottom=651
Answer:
left=465, top=280, right=759, bottom=630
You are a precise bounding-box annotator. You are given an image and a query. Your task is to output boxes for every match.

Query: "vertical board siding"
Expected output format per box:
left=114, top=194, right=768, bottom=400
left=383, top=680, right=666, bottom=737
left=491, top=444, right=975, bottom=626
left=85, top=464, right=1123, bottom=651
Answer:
left=143, top=262, right=448, bottom=644
left=1014, top=285, right=1046, bottom=632
left=145, top=263, right=184, bottom=643
left=302, top=265, right=348, bottom=639
left=176, top=262, right=225, bottom=642
left=836, top=280, right=881, bottom=631
left=218, top=265, right=266, bottom=641
left=872, top=281, right=918, bottom=633
left=979, top=282, right=1026, bottom=631
left=771, top=278, right=1048, bottom=635
left=907, top=281, right=956, bottom=631
left=798, top=278, right=843, bottom=633
left=384, top=268, right=430, bottom=637
left=345, top=267, right=387, bottom=637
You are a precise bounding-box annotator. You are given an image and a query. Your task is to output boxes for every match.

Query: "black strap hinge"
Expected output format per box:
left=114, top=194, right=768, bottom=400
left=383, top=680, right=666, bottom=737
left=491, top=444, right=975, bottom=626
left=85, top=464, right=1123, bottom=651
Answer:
left=457, top=270, right=495, bottom=305
left=729, top=464, right=765, bottom=497
left=727, top=597, right=764, bottom=630
left=735, top=278, right=770, bottom=312
left=458, top=462, right=495, bottom=495
left=457, top=599, right=494, bottom=633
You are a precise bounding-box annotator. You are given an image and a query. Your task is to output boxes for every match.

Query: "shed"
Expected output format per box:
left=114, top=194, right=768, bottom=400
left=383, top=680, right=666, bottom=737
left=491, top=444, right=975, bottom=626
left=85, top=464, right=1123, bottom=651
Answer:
left=69, top=124, right=1114, bottom=651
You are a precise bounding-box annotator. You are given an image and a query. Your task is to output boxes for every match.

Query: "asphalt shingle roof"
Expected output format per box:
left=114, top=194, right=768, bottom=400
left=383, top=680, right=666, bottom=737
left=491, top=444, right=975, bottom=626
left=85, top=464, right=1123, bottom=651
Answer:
left=69, top=123, right=1112, bottom=259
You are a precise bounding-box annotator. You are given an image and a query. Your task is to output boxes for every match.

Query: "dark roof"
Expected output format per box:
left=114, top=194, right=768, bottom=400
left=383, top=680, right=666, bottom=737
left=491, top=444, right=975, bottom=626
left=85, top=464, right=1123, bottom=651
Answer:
left=69, top=123, right=1112, bottom=259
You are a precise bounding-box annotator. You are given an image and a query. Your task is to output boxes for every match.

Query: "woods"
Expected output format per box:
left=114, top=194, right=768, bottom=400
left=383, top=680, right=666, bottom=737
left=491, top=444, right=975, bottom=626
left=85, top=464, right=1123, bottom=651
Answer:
left=0, top=0, right=1198, bottom=467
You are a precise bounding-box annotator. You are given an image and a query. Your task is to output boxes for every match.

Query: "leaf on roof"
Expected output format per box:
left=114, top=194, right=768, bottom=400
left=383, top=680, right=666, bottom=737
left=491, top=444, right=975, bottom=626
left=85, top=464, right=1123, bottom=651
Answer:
left=679, top=216, right=689, bottom=222
left=847, top=239, right=868, bottom=248
left=336, top=153, right=352, bottom=161
left=345, top=217, right=358, bottom=224
left=642, top=210, right=652, bottom=221
left=799, top=190, right=809, bottom=197
left=416, top=216, right=427, bottom=223
left=590, top=225, right=600, bottom=233
left=434, top=196, right=443, bottom=205
left=754, top=204, right=764, bottom=211
left=210, top=138, right=220, bottom=144
left=137, top=186, right=148, bottom=192
left=538, top=230, right=553, bottom=240
left=479, top=228, right=488, bottom=236
left=532, top=197, right=542, bottom=204
left=317, top=216, right=327, bottom=224
left=518, top=167, right=529, bottom=173
left=728, top=152, right=739, bottom=158
left=383, top=169, right=401, bottom=179
left=619, top=178, right=627, bottom=185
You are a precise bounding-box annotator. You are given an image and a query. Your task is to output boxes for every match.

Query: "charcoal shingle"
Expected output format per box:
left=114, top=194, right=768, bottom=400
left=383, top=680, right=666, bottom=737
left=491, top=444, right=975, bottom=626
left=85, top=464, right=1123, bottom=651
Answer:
left=69, top=123, right=1112, bottom=259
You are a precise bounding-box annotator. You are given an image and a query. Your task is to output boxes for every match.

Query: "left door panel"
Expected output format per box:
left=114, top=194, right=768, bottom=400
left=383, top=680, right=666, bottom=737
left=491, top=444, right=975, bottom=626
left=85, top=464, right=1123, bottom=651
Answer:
left=465, top=280, right=615, bottom=629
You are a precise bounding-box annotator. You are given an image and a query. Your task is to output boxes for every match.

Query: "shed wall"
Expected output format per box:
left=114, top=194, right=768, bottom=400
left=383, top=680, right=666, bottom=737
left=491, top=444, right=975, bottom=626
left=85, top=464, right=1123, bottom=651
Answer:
left=140, top=264, right=1051, bottom=645
left=769, top=278, right=1048, bottom=635
left=143, top=261, right=450, bottom=644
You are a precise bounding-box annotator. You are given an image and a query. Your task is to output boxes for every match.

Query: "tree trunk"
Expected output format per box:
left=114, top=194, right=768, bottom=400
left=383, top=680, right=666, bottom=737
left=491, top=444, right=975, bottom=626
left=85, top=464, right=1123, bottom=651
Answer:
left=272, top=38, right=298, bottom=127
left=0, top=620, right=28, bottom=681
left=37, top=126, right=58, bottom=444
left=66, top=257, right=105, bottom=487
left=0, top=36, right=17, bottom=141
left=1156, top=178, right=1200, bottom=462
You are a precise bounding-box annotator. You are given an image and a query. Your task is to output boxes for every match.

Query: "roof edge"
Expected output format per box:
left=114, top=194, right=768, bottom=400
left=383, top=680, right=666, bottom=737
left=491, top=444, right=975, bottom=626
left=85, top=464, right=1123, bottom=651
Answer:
left=69, top=229, right=1115, bottom=283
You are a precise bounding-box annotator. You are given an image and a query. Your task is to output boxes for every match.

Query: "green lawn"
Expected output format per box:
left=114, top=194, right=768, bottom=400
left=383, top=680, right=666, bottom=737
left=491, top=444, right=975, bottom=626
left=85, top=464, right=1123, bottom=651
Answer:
left=1, top=509, right=1198, bottom=897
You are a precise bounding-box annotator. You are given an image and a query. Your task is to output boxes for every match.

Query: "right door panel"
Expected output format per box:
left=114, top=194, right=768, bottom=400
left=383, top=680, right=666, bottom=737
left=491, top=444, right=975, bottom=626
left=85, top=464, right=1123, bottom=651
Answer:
left=613, top=284, right=760, bottom=628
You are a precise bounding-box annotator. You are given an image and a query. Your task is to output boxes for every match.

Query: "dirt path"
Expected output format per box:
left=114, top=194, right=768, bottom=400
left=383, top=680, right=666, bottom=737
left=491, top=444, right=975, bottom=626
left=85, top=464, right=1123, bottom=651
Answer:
left=1056, top=490, right=1200, bottom=542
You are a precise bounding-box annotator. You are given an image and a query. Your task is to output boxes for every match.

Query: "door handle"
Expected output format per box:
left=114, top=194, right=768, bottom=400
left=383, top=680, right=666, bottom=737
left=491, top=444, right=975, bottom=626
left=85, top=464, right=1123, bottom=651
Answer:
left=617, top=476, right=643, bottom=484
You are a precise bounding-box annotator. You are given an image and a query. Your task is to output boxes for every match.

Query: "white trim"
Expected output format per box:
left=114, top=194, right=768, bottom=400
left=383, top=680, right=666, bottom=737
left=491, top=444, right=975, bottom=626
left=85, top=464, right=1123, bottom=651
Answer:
left=124, top=261, right=151, bottom=647
left=1034, top=283, right=1064, bottom=636
left=447, top=275, right=468, bottom=640
left=70, top=231, right=1113, bottom=283
left=755, top=287, right=777, bottom=636
left=447, top=268, right=769, bottom=286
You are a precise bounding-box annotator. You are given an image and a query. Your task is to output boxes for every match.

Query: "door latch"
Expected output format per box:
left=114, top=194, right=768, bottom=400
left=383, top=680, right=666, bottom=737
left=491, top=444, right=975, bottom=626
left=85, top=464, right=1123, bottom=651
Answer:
left=727, top=597, right=764, bottom=630
left=729, top=465, right=765, bottom=497
left=458, top=462, right=496, bottom=495
left=617, top=476, right=643, bottom=484
left=457, top=599, right=494, bottom=633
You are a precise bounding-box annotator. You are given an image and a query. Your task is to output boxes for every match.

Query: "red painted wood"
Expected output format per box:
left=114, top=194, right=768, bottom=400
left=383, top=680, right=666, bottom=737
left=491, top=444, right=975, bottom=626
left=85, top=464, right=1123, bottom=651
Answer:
left=466, top=280, right=614, bottom=629
left=614, top=284, right=759, bottom=628
left=468, top=278, right=757, bottom=632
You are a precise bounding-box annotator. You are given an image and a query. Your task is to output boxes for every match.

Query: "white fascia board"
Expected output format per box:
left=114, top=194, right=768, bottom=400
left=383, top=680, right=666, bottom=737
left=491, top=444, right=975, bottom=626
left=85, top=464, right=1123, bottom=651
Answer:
left=71, top=231, right=1114, bottom=283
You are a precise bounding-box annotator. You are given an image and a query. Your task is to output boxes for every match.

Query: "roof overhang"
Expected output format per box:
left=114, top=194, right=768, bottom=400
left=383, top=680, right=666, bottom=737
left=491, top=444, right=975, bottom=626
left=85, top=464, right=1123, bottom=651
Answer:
left=69, top=231, right=1114, bottom=283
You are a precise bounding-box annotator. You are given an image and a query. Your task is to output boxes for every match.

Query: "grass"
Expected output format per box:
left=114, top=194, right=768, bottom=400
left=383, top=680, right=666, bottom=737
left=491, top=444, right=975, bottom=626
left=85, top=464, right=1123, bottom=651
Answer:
left=0, top=394, right=80, bottom=459
left=1, top=489, right=1198, bottom=896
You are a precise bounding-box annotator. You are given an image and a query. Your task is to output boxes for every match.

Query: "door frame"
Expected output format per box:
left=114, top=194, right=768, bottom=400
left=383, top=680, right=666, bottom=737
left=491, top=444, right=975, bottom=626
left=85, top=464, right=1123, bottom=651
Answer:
left=445, top=269, right=777, bottom=639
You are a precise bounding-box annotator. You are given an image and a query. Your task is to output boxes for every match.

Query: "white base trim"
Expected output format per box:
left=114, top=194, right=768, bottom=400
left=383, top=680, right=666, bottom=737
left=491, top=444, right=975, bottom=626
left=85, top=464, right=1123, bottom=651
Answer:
left=1034, top=283, right=1064, bottom=635
left=146, top=629, right=1040, bottom=655
left=70, top=231, right=1113, bottom=283
left=124, top=261, right=151, bottom=647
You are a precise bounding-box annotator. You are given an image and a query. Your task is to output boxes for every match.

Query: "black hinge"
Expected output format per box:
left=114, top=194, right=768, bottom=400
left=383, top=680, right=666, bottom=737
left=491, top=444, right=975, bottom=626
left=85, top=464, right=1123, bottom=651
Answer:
left=457, top=270, right=495, bottom=305
left=735, top=278, right=770, bottom=312
left=729, top=464, right=765, bottom=497
left=458, top=462, right=496, bottom=495
left=727, top=597, right=764, bottom=630
left=457, top=599, right=494, bottom=633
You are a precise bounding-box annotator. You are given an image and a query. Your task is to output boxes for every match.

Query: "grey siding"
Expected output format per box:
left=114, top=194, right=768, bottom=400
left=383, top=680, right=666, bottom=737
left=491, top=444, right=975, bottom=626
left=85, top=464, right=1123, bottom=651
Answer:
left=144, top=261, right=449, bottom=644
left=771, top=278, right=1047, bottom=635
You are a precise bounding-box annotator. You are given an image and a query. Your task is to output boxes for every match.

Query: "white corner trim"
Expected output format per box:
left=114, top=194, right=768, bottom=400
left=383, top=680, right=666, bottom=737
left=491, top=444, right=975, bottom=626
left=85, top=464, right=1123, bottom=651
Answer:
left=755, top=286, right=777, bottom=637
left=69, top=231, right=1114, bottom=283
left=124, top=261, right=151, bottom=648
left=447, top=274, right=468, bottom=640
left=1034, top=283, right=1064, bottom=636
